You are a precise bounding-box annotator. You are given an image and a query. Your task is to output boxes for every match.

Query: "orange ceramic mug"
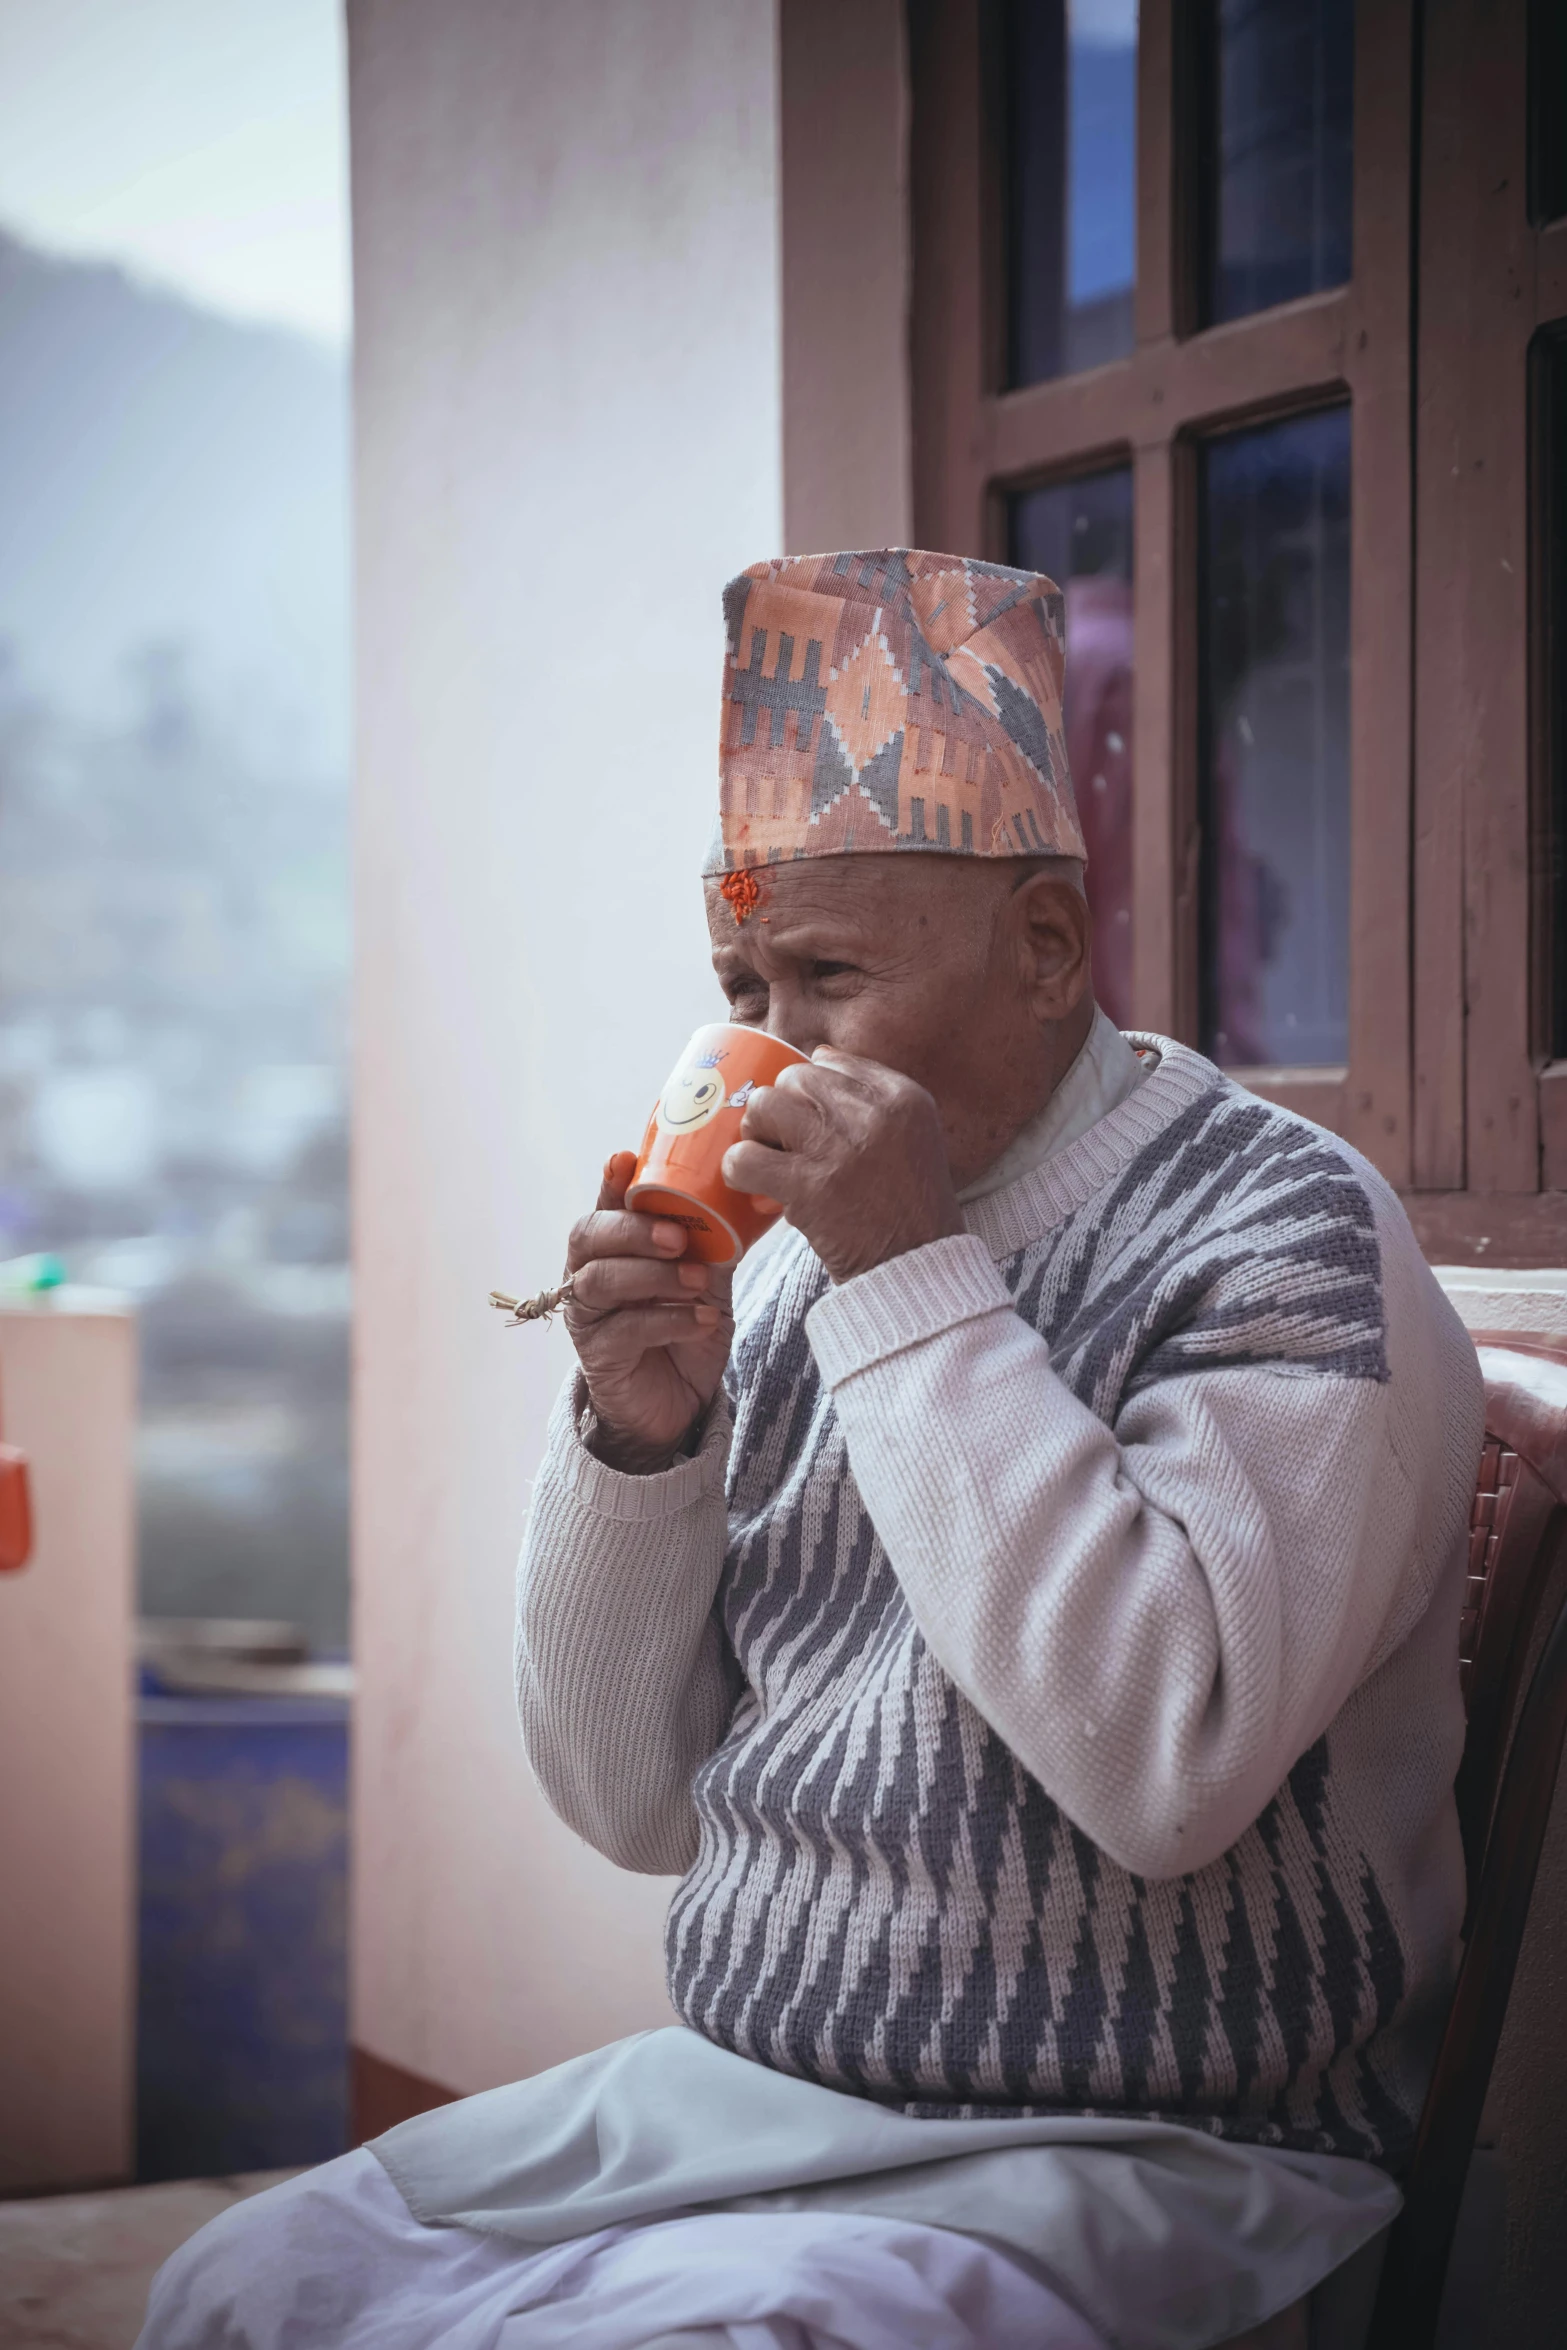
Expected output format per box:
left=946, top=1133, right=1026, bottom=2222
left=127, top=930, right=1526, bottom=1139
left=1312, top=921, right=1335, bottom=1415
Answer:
left=627, top=1023, right=809, bottom=1265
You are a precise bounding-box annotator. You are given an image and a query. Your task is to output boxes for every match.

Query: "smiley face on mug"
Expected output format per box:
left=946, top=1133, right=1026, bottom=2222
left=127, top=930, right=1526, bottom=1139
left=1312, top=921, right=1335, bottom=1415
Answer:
left=658, top=1059, right=727, bottom=1133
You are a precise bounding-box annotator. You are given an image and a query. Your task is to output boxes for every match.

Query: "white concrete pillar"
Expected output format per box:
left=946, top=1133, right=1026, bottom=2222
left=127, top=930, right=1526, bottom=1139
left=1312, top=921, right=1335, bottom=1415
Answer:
left=347, top=0, right=784, bottom=2097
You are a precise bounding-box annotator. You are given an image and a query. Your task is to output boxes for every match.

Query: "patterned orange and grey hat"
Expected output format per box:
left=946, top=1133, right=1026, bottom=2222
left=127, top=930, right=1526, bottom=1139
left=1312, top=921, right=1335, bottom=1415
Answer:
left=703, top=548, right=1084, bottom=875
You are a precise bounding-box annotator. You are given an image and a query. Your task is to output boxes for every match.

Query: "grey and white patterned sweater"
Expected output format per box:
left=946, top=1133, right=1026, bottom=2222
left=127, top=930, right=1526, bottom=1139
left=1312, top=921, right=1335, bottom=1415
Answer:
left=517, top=1037, right=1484, bottom=2165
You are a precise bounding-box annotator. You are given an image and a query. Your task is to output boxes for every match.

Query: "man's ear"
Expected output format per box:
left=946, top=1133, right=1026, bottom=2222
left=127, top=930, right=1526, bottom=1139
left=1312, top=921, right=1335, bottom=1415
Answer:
left=1013, top=870, right=1093, bottom=1024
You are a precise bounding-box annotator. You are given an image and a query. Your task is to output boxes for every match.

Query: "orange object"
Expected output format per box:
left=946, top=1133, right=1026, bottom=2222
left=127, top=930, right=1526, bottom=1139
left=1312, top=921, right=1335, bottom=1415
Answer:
left=0, top=1369, right=30, bottom=1572
left=627, top=1022, right=808, bottom=1265
left=0, top=1365, right=33, bottom=1572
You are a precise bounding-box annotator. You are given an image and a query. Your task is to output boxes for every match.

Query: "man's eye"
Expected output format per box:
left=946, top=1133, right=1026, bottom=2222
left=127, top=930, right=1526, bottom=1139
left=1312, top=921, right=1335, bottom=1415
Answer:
left=810, top=961, right=855, bottom=981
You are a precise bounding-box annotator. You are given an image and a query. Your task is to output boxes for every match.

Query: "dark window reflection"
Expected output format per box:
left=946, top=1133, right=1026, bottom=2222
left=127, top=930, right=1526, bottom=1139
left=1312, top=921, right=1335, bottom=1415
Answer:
left=1202, top=0, right=1354, bottom=326
left=1010, top=467, right=1134, bottom=1027
left=1542, top=339, right=1567, bottom=1054
left=1534, top=0, right=1567, bottom=223
left=1006, top=0, right=1139, bottom=386
left=1199, top=407, right=1350, bottom=1068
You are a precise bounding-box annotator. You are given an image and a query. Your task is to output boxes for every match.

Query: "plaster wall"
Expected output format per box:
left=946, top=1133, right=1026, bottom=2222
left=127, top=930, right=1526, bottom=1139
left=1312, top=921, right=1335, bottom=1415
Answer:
left=346, top=0, right=783, bottom=2092
left=0, top=1298, right=135, bottom=2190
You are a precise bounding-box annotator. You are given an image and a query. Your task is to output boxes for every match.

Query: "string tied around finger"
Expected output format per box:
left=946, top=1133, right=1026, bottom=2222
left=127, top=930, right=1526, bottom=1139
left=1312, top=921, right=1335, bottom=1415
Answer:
left=490, top=1278, right=576, bottom=1327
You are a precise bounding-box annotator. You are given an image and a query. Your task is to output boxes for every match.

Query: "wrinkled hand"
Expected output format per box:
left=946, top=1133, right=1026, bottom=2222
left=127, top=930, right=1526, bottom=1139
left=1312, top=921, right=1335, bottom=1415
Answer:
left=722, top=1049, right=964, bottom=1283
left=562, top=1152, right=734, bottom=1473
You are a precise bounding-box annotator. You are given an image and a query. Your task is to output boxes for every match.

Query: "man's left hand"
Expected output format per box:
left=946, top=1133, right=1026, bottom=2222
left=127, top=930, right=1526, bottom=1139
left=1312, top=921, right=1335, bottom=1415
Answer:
left=722, top=1048, right=965, bottom=1283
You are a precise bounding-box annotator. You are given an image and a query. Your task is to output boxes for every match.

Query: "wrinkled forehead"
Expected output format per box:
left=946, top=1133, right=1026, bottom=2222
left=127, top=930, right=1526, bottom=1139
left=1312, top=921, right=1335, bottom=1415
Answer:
left=704, top=850, right=1082, bottom=931
left=705, top=851, right=945, bottom=929
left=704, top=851, right=1082, bottom=965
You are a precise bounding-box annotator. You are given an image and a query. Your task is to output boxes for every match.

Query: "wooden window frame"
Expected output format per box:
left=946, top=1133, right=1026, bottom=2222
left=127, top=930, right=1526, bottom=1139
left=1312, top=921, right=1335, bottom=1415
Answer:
left=911, top=0, right=1417, bottom=1186
left=1413, top=0, right=1567, bottom=1222
left=912, top=0, right=1567, bottom=1263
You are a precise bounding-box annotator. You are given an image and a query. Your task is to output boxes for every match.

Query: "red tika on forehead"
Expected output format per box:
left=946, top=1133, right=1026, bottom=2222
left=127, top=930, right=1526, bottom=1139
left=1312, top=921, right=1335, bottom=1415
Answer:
left=718, top=867, right=763, bottom=924
left=702, top=548, right=1085, bottom=877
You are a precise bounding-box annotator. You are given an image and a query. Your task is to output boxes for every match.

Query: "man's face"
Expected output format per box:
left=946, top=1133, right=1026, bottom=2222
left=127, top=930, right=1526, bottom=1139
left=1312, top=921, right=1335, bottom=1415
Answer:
left=704, top=854, right=1092, bottom=1188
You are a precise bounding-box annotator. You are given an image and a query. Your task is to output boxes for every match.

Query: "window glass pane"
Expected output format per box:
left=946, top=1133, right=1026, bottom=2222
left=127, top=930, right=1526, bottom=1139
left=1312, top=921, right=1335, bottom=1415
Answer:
left=1533, top=0, right=1567, bottom=223
left=1205, top=0, right=1354, bottom=326
left=1543, top=339, right=1567, bottom=1053
left=1199, top=407, right=1350, bottom=1068
left=1006, top=0, right=1139, bottom=387
left=1009, top=467, right=1135, bottom=1027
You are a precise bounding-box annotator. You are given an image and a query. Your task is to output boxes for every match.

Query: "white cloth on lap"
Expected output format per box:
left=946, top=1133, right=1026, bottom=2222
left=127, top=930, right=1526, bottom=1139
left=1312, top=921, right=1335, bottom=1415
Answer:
left=135, top=2146, right=1103, bottom=2350
left=368, top=2026, right=1398, bottom=2350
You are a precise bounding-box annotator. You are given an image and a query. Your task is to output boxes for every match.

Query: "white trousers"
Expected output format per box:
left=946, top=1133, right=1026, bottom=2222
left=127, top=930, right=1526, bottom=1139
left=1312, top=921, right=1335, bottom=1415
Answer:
left=136, top=2146, right=1109, bottom=2350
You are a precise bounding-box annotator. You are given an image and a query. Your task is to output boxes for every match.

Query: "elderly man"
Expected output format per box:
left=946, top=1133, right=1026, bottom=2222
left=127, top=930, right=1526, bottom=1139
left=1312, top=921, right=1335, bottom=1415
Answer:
left=141, top=552, right=1482, bottom=2350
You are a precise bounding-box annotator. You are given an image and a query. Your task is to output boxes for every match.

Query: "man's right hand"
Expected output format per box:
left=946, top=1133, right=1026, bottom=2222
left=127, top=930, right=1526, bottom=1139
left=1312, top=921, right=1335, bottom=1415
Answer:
left=562, top=1150, right=734, bottom=1473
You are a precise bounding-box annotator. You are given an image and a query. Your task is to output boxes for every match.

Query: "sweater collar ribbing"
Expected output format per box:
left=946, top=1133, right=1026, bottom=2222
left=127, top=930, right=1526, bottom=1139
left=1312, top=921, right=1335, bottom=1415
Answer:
left=960, top=1034, right=1226, bottom=1260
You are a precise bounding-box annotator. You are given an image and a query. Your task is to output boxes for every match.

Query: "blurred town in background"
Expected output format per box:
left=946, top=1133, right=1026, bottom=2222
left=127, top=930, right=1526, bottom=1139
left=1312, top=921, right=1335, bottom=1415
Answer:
left=0, top=0, right=354, bottom=2195
left=0, top=87, right=350, bottom=1658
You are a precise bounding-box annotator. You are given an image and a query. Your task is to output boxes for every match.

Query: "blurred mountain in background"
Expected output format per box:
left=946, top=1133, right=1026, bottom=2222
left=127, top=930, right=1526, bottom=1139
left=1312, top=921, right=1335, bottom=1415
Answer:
left=0, top=228, right=348, bottom=771
left=0, top=227, right=351, bottom=1649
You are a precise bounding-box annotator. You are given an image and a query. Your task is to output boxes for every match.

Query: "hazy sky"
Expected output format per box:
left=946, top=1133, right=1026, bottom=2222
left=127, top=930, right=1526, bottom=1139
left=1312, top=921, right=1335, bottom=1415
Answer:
left=1073, top=0, right=1138, bottom=42
left=0, top=0, right=349, bottom=344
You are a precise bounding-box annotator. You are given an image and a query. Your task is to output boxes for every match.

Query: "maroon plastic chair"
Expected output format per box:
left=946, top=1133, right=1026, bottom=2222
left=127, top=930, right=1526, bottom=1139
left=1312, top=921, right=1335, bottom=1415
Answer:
left=1369, top=1337, right=1567, bottom=2348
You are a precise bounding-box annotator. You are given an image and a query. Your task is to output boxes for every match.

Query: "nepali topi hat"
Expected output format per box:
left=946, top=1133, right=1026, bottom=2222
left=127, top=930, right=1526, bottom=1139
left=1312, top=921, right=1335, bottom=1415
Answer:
left=704, top=548, right=1084, bottom=876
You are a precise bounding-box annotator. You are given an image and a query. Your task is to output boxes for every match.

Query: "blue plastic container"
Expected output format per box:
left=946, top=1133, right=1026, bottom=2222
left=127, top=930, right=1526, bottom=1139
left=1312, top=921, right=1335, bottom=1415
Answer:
left=136, top=1678, right=349, bottom=2181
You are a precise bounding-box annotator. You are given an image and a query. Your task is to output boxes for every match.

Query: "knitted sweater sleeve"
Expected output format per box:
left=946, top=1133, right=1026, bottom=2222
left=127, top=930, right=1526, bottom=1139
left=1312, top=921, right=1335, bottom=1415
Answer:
left=515, top=1374, right=738, bottom=1875
left=806, top=1225, right=1478, bottom=1882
